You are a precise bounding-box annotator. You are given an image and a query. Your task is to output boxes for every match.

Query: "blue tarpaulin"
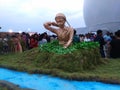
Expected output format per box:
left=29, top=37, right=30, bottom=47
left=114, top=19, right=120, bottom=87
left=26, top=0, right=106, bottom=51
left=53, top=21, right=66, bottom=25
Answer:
left=0, top=68, right=120, bottom=90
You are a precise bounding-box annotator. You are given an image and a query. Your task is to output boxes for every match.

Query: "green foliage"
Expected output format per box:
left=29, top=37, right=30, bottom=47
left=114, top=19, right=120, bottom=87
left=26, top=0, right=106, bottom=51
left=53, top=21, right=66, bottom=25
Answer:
left=39, top=40, right=100, bottom=54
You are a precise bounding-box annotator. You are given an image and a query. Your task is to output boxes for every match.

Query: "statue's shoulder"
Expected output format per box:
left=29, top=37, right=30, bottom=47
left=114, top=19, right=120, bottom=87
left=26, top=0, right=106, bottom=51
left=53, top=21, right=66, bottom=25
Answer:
left=65, top=26, right=74, bottom=31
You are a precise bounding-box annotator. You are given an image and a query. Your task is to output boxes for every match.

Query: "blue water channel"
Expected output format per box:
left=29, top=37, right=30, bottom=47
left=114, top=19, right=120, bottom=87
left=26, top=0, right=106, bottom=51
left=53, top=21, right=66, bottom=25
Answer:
left=0, top=68, right=120, bottom=90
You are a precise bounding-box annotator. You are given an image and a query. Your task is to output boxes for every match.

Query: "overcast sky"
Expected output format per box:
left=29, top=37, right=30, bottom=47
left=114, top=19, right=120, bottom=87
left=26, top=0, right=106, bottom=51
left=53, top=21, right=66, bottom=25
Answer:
left=0, top=0, right=86, bottom=34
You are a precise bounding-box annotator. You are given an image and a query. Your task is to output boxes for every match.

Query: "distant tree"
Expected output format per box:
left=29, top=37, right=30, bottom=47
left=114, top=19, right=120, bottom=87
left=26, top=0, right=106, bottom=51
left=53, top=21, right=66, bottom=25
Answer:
left=0, top=27, right=1, bottom=29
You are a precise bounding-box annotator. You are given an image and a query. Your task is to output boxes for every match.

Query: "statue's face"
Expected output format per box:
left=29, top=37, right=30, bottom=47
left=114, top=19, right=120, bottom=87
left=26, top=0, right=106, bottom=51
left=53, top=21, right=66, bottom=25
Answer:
left=55, top=17, right=65, bottom=27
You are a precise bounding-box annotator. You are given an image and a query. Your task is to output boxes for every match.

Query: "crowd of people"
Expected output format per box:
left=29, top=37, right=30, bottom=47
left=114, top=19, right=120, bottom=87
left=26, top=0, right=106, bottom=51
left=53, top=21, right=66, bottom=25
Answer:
left=0, top=29, right=120, bottom=59
left=0, top=32, right=53, bottom=54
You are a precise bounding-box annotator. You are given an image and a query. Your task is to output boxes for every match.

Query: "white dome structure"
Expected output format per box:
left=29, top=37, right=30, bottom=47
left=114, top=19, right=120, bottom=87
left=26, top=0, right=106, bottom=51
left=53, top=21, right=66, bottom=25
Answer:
left=83, top=0, right=120, bottom=32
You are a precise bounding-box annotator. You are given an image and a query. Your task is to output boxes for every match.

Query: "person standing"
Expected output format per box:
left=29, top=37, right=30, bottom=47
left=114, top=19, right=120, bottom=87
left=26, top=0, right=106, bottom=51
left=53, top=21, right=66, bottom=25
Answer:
left=12, top=35, right=22, bottom=53
left=94, top=30, right=106, bottom=58
left=109, top=30, right=120, bottom=58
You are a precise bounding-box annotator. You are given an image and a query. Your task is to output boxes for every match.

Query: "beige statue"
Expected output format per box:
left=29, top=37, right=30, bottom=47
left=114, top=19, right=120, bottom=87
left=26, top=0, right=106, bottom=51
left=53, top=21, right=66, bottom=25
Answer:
left=43, top=13, right=74, bottom=48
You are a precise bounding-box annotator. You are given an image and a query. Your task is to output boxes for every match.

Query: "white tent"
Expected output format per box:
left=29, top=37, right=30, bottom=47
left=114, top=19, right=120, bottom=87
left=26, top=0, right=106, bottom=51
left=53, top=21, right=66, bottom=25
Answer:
left=83, top=0, right=120, bottom=33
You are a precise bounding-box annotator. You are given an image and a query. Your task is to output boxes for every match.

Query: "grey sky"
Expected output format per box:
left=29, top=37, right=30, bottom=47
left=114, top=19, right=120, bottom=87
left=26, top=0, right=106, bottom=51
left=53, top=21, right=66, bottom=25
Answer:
left=0, top=0, right=86, bottom=34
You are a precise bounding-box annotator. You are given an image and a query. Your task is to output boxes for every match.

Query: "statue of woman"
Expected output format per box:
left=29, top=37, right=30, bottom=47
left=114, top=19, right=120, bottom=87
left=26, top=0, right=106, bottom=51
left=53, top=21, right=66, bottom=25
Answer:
left=44, top=13, right=74, bottom=48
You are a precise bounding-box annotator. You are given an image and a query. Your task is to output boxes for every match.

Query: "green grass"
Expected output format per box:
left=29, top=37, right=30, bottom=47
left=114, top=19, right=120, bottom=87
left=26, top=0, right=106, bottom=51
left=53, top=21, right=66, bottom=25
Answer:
left=0, top=41, right=120, bottom=85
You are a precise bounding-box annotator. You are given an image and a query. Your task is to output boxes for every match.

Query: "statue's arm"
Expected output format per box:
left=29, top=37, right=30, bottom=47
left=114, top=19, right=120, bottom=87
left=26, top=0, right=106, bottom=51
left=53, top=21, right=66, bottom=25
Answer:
left=63, top=28, right=74, bottom=48
left=43, top=22, right=58, bottom=34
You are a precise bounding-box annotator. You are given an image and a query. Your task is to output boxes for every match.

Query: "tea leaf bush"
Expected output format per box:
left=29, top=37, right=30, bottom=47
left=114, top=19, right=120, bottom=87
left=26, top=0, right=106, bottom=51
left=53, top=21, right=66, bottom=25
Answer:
left=38, top=40, right=103, bottom=72
left=39, top=40, right=100, bottom=54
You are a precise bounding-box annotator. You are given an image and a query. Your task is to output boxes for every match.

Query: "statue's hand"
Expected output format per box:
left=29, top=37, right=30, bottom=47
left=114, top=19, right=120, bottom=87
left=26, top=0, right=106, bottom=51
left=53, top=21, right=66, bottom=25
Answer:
left=63, top=39, right=72, bottom=49
left=63, top=44, right=68, bottom=49
left=51, top=22, right=59, bottom=27
left=44, top=22, right=52, bottom=26
left=63, top=46, right=67, bottom=49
